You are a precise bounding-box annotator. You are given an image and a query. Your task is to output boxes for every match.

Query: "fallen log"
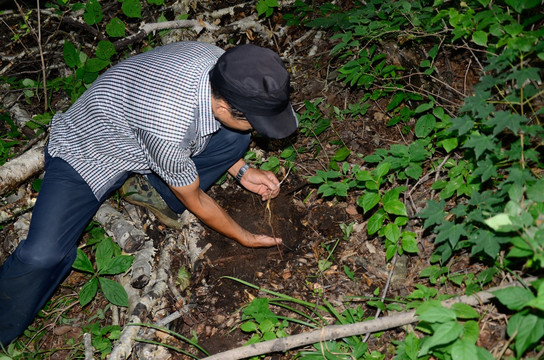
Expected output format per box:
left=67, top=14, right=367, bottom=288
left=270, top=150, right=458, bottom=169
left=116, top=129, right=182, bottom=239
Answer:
left=0, top=139, right=45, bottom=196
left=0, top=192, right=37, bottom=224
left=113, top=19, right=219, bottom=51
left=94, top=202, right=147, bottom=253
left=109, top=235, right=175, bottom=360
left=201, top=277, right=538, bottom=360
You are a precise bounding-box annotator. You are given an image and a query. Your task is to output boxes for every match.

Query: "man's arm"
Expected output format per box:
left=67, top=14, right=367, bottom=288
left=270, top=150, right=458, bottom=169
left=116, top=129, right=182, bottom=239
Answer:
left=169, top=178, right=281, bottom=248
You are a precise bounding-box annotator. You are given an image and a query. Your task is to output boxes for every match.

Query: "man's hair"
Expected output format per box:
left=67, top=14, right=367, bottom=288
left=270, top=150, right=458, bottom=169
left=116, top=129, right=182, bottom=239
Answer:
left=210, top=84, right=246, bottom=121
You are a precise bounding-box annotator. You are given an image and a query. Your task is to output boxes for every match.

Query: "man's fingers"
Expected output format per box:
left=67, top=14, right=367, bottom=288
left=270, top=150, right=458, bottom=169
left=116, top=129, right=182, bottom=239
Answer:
left=250, top=235, right=282, bottom=247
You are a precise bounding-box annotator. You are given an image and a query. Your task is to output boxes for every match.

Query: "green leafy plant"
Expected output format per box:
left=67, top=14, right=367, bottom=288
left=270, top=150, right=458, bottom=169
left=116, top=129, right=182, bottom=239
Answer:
left=240, top=297, right=289, bottom=346
left=256, top=0, right=278, bottom=18
left=83, top=322, right=122, bottom=358
left=493, top=279, right=544, bottom=357
left=404, top=301, right=494, bottom=360
left=72, top=228, right=133, bottom=307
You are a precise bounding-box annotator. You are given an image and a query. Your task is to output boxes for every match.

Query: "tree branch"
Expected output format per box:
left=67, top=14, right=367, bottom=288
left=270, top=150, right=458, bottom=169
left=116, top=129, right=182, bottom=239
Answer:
left=201, top=277, right=537, bottom=360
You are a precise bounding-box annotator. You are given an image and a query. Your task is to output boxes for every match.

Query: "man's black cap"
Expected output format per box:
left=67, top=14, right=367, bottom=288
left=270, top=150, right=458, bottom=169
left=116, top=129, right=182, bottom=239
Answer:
left=209, top=44, right=298, bottom=139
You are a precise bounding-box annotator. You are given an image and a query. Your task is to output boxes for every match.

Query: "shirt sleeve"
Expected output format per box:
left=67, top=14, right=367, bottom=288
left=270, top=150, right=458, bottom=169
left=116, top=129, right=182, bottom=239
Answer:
left=136, top=129, right=199, bottom=188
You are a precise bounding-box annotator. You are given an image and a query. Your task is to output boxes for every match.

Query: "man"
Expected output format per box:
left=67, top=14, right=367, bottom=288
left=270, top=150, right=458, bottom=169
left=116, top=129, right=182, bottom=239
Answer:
left=0, top=41, right=298, bottom=346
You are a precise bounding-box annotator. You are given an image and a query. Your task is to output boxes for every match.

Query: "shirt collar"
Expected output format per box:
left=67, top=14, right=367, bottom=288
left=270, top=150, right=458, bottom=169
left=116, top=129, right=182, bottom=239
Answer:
left=198, top=68, right=220, bottom=136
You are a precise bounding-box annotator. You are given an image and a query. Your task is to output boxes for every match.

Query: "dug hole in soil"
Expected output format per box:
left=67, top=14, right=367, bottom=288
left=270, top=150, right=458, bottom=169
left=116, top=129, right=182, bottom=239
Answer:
left=167, top=172, right=412, bottom=358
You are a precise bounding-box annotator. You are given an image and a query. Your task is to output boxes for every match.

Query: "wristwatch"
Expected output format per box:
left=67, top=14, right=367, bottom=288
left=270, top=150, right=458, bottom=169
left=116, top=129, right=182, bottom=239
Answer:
left=236, top=164, right=250, bottom=182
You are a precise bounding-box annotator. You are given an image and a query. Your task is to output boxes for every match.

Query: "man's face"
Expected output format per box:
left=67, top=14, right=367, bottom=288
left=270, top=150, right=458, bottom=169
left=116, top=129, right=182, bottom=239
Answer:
left=212, top=98, right=253, bottom=131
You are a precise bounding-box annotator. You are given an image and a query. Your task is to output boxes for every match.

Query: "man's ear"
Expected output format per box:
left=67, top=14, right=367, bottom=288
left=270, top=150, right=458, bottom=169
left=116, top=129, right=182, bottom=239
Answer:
left=211, top=97, right=231, bottom=117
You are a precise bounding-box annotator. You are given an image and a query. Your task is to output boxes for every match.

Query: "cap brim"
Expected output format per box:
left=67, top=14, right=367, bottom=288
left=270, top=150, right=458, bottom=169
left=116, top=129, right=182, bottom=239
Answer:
left=246, top=103, right=298, bottom=139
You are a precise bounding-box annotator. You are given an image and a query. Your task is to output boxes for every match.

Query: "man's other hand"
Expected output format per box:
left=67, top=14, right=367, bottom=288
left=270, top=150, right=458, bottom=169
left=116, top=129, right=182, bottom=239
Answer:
left=240, top=168, right=281, bottom=200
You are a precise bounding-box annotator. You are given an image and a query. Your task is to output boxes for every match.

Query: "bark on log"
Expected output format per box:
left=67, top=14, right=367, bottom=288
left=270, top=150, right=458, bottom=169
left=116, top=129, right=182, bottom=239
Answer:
left=130, top=240, right=155, bottom=289
left=201, top=277, right=537, bottom=360
left=109, top=235, right=175, bottom=360
left=94, top=202, right=147, bottom=253
left=113, top=19, right=219, bottom=51
left=0, top=192, right=37, bottom=224
left=0, top=140, right=45, bottom=196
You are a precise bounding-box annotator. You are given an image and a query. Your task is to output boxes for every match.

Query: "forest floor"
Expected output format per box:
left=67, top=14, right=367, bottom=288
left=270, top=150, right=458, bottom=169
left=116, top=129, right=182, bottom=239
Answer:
left=0, top=0, right=517, bottom=359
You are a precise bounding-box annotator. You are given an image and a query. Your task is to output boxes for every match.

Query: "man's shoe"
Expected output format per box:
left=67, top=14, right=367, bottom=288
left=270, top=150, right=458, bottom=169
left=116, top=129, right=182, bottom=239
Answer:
left=119, top=175, right=184, bottom=230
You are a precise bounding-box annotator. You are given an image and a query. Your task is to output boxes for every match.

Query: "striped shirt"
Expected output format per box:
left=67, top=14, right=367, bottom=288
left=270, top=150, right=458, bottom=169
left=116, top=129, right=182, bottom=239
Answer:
left=48, top=41, right=224, bottom=200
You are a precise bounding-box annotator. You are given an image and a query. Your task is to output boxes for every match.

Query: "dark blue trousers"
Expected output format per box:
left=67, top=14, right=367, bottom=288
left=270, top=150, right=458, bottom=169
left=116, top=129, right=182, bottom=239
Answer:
left=0, top=127, right=249, bottom=346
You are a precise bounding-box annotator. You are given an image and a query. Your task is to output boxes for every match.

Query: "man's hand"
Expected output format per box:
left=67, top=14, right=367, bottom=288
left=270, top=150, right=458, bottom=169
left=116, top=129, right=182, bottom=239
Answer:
left=240, top=168, right=281, bottom=200
left=239, top=233, right=282, bottom=248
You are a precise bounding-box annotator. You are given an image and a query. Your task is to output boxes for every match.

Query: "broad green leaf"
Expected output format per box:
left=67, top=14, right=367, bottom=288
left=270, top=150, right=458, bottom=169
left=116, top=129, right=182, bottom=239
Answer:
left=451, top=303, right=479, bottom=319
left=63, top=41, right=79, bottom=69
left=383, top=186, right=407, bottom=204
left=484, top=213, right=513, bottom=232
left=414, top=102, right=434, bottom=114
left=383, top=223, right=400, bottom=242
left=308, top=175, right=324, bottom=184
left=418, top=200, right=446, bottom=228
left=449, top=115, right=474, bottom=136
left=259, top=319, right=275, bottom=333
left=79, top=277, right=98, bottom=307
left=460, top=91, right=493, bottom=118
left=435, top=221, right=467, bottom=248
left=387, top=92, right=405, bottom=111
left=106, top=17, right=126, bottom=37
left=355, top=170, right=373, bottom=182
left=526, top=295, right=544, bottom=312
left=475, top=347, right=495, bottom=360
left=415, top=114, right=436, bottom=138
left=507, top=312, right=544, bottom=357
left=84, top=58, right=110, bottom=73
left=358, top=192, right=380, bottom=213
left=374, top=161, right=391, bottom=178
left=325, top=170, right=342, bottom=179
left=401, top=232, right=419, bottom=253
left=384, top=199, right=407, bottom=216
left=332, top=146, right=350, bottom=161
left=280, top=147, right=294, bottom=159
left=333, top=182, right=349, bottom=197
left=463, top=320, right=480, bottom=343
left=505, top=0, right=541, bottom=13
left=470, top=229, right=501, bottom=260
left=122, top=0, right=142, bottom=18
left=451, top=338, right=479, bottom=360
left=472, top=31, right=488, bottom=47
left=364, top=154, right=383, bottom=163
left=472, top=157, right=497, bottom=182
left=493, top=287, right=535, bottom=310
left=99, top=255, right=134, bottom=275
left=240, top=321, right=258, bottom=332
left=99, top=277, right=129, bottom=307
left=416, top=305, right=457, bottom=323
left=405, top=164, right=423, bottom=179
left=395, top=332, right=420, bottom=360
left=462, top=132, right=496, bottom=159
left=96, top=238, right=114, bottom=272
left=96, top=40, right=116, bottom=61
left=527, top=179, right=544, bottom=202
left=486, top=111, right=527, bottom=136
left=386, top=243, right=397, bottom=261
left=73, top=248, right=95, bottom=273
left=83, top=0, right=102, bottom=25
left=419, top=321, right=463, bottom=355
left=367, top=209, right=387, bottom=235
